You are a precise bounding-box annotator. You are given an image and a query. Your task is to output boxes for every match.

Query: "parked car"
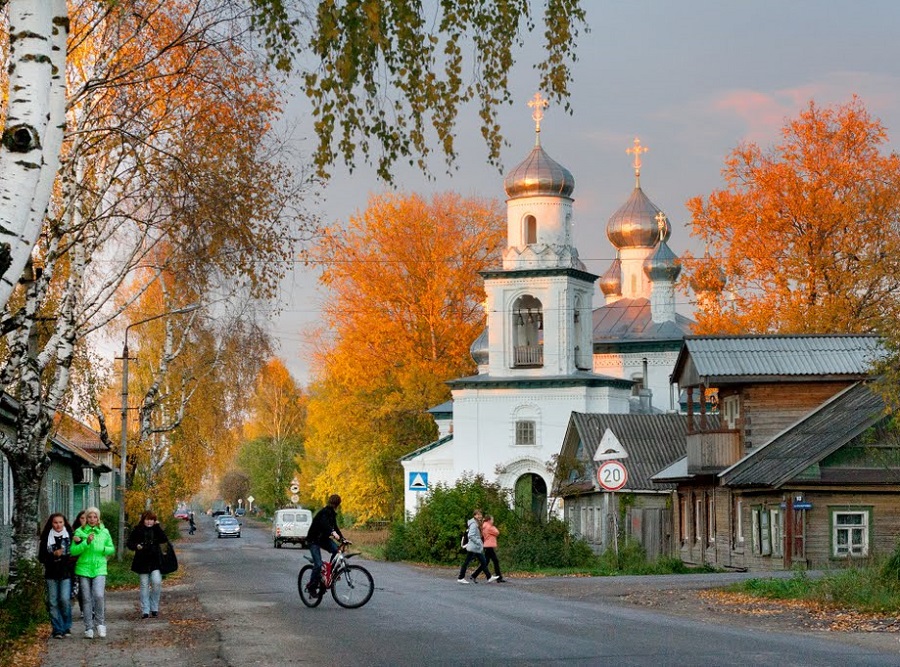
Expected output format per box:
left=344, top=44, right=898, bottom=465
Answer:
left=273, top=508, right=312, bottom=548
left=234, top=508, right=246, bottom=517
left=216, top=516, right=241, bottom=538
left=174, top=508, right=190, bottom=520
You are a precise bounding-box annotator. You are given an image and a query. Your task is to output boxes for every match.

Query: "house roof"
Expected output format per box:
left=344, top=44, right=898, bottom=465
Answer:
left=426, top=401, right=453, bottom=418
left=672, top=334, right=883, bottom=386
left=565, top=412, right=688, bottom=491
left=592, top=297, right=694, bottom=347
left=719, top=382, right=886, bottom=488
left=53, top=412, right=109, bottom=455
left=400, top=434, right=453, bottom=462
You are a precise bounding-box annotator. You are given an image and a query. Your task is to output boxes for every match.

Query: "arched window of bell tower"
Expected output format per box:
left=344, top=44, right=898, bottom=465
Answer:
left=524, top=215, right=537, bottom=245
left=512, top=294, right=543, bottom=368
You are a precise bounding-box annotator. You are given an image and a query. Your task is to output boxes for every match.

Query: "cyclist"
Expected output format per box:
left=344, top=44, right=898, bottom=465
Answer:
left=305, top=494, right=345, bottom=593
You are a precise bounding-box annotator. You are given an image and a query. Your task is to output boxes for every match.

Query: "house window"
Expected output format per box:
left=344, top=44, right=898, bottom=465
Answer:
left=770, top=509, right=783, bottom=558
left=694, top=496, right=702, bottom=543
left=707, top=494, right=716, bottom=545
left=751, top=505, right=772, bottom=556
left=515, top=420, right=536, bottom=446
left=723, top=395, right=740, bottom=430
left=679, top=494, right=688, bottom=543
left=732, top=498, right=744, bottom=548
left=525, top=215, right=537, bottom=244
left=831, top=507, right=871, bottom=558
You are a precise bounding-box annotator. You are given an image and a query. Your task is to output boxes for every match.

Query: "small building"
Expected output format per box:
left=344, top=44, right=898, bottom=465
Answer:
left=559, top=412, right=690, bottom=560
left=655, top=334, right=897, bottom=571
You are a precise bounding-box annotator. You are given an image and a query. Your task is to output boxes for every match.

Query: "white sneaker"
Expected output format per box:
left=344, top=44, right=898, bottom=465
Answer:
left=489, top=575, right=500, bottom=582
left=456, top=578, right=470, bottom=584
left=97, top=625, right=106, bottom=638
left=84, top=629, right=94, bottom=639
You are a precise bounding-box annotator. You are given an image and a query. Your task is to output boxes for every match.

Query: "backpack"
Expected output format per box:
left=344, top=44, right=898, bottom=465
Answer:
left=460, top=530, right=469, bottom=549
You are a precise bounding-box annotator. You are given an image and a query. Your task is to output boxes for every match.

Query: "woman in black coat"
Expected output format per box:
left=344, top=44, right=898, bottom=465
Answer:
left=39, top=513, right=74, bottom=637
left=126, top=510, right=171, bottom=618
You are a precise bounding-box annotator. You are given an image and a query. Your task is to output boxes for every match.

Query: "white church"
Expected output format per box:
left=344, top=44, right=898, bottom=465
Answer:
left=400, top=94, right=695, bottom=518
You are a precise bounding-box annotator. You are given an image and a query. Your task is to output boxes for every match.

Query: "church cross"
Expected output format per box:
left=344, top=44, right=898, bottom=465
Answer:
left=626, top=137, right=649, bottom=176
left=655, top=211, right=668, bottom=241
left=528, top=92, right=549, bottom=133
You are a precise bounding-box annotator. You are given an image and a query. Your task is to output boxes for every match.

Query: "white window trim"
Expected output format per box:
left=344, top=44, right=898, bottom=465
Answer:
left=831, top=508, right=871, bottom=558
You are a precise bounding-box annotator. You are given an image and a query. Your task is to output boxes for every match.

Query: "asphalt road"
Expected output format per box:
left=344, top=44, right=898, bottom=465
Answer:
left=185, top=516, right=899, bottom=666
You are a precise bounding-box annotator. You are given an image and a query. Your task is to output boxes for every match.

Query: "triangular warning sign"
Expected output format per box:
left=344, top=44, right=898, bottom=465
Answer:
left=409, top=473, right=428, bottom=489
left=593, top=428, right=628, bottom=461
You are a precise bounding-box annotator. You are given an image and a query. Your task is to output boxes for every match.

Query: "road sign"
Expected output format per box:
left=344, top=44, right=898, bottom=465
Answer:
left=594, top=428, right=629, bottom=461
left=597, top=460, right=628, bottom=491
left=290, top=494, right=299, bottom=503
left=408, top=472, right=428, bottom=491
left=246, top=495, right=254, bottom=504
left=793, top=501, right=812, bottom=510
left=290, top=483, right=300, bottom=494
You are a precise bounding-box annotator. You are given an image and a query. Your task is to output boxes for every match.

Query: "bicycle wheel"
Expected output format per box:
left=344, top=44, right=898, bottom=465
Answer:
left=330, top=564, right=374, bottom=609
left=297, top=565, right=324, bottom=608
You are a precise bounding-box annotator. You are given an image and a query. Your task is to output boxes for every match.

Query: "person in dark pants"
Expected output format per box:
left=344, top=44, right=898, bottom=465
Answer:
left=188, top=512, right=196, bottom=535
left=457, top=509, right=489, bottom=583
left=305, top=494, right=345, bottom=592
left=127, top=510, right=171, bottom=619
left=39, top=513, right=74, bottom=638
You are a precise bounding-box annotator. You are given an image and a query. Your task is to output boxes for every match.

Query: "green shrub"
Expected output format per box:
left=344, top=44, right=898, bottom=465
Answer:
left=0, top=559, right=47, bottom=651
left=100, top=500, right=121, bottom=545
left=503, top=516, right=596, bottom=570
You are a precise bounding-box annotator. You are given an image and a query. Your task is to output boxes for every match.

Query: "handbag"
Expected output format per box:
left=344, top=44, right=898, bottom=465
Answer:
left=159, top=541, right=178, bottom=574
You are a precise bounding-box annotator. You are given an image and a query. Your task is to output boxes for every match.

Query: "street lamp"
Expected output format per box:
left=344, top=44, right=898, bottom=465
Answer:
left=117, top=303, right=200, bottom=560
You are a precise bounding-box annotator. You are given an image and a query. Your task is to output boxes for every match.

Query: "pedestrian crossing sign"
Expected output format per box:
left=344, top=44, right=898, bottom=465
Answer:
left=408, top=472, right=428, bottom=491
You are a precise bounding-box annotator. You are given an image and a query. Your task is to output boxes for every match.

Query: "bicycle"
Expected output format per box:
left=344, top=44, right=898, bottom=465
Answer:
left=297, top=540, right=374, bottom=609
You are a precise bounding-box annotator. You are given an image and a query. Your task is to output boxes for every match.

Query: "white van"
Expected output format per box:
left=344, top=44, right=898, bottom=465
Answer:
left=273, top=508, right=312, bottom=548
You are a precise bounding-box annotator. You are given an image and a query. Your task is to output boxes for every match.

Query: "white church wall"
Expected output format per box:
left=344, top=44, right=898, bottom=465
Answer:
left=593, top=350, right=680, bottom=413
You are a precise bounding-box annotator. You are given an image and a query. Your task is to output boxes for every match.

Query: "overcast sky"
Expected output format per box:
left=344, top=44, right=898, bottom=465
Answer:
left=270, top=1, right=900, bottom=384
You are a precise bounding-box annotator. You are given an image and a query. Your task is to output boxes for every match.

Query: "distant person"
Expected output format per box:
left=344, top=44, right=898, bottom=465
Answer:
left=305, top=494, right=346, bottom=593
left=70, top=507, right=115, bottom=639
left=39, top=513, right=74, bottom=638
left=457, top=509, right=489, bottom=584
left=480, top=514, right=504, bottom=582
left=127, top=510, right=171, bottom=619
left=188, top=512, right=196, bottom=535
left=71, top=510, right=87, bottom=614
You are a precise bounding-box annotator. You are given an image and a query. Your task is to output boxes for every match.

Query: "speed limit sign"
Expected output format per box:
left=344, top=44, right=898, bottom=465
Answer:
left=597, top=460, right=628, bottom=491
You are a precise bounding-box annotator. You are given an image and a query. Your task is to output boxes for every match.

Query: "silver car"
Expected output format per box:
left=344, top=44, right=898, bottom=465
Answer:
left=216, top=516, right=241, bottom=538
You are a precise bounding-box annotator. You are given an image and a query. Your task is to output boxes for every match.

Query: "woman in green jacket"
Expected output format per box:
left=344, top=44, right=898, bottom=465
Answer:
left=70, top=506, right=114, bottom=639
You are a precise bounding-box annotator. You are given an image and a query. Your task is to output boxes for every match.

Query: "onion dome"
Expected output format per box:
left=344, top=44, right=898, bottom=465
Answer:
left=599, top=255, right=623, bottom=296
left=643, top=239, right=681, bottom=282
left=470, top=327, right=489, bottom=366
left=606, top=187, right=671, bottom=249
left=503, top=139, right=575, bottom=200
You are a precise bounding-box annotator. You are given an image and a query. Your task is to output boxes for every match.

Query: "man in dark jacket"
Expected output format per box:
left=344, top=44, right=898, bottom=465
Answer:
left=305, top=494, right=345, bottom=592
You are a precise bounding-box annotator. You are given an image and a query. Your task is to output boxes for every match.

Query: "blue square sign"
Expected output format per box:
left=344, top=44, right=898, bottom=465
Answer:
left=408, top=472, right=428, bottom=491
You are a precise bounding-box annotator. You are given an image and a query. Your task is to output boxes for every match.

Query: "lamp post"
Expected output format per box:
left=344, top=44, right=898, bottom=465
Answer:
left=118, top=303, right=200, bottom=561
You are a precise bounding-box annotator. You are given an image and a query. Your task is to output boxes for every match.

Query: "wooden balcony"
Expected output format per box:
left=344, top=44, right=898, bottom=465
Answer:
left=514, top=344, right=543, bottom=367
left=686, top=430, right=742, bottom=475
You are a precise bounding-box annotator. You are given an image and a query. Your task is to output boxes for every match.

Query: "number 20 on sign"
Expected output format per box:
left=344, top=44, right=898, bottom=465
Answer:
left=597, top=460, right=628, bottom=491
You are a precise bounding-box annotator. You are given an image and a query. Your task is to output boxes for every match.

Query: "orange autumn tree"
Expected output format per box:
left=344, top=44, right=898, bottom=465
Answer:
left=302, top=192, right=504, bottom=521
left=682, top=97, right=900, bottom=335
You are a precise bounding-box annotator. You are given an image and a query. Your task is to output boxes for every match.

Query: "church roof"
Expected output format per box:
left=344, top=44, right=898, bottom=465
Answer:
left=448, top=372, right=634, bottom=391
left=592, top=297, right=693, bottom=347
left=503, top=141, right=574, bottom=200
left=400, top=433, right=453, bottom=462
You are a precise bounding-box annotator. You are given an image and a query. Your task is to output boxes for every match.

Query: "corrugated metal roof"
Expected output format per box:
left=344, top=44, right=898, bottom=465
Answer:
left=679, top=335, right=883, bottom=380
left=569, top=412, right=688, bottom=491
left=400, top=434, right=453, bottom=462
left=720, top=382, right=886, bottom=488
left=592, top=297, right=693, bottom=344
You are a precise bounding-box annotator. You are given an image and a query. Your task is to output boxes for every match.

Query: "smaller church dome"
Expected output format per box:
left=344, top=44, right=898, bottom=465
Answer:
left=643, top=239, right=681, bottom=282
left=599, top=256, right=622, bottom=296
left=504, top=142, right=575, bottom=200
left=470, top=327, right=489, bottom=366
left=606, top=187, right=671, bottom=249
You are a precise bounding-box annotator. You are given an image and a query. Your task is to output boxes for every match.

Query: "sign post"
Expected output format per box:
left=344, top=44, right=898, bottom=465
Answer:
left=597, top=460, right=629, bottom=561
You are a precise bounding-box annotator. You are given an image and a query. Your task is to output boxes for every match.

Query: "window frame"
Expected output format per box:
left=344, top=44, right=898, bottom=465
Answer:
left=732, top=497, right=744, bottom=550
left=829, top=506, right=873, bottom=559
left=515, top=419, right=536, bottom=446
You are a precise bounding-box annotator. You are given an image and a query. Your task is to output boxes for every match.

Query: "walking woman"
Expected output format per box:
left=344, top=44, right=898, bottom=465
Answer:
left=39, top=513, right=74, bottom=638
left=481, top=514, right=505, bottom=582
left=71, top=510, right=87, bottom=615
left=127, top=510, right=171, bottom=619
left=70, top=506, right=115, bottom=639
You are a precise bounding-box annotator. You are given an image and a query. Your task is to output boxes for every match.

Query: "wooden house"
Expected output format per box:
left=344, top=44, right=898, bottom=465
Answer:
left=653, top=334, right=898, bottom=571
left=559, top=412, right=689, bottom=560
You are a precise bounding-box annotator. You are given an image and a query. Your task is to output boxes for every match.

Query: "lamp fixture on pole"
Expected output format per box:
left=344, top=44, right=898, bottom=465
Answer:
left=117, top=303, right=200, bottom=561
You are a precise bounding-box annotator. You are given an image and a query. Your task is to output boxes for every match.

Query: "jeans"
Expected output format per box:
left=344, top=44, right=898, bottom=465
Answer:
left=458, top=550, right=488, bottom=579
left=483, top=547, right=502, bottom=579
left=308, top=542, right=338, bottom=587
left=46, top=577, right=72, bottom=635
left=80, top=575, right=106, bottom=631
left=139, top=569, right=162, bottom=614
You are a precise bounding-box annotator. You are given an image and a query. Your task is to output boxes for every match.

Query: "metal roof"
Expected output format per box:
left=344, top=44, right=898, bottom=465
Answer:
left=592, top=297, right=693, bottom=345
left=673, top=334, right=883, bottom=385
left=719, top=382, right=886, bottom=488
left=400, top=434, right=453, bottom=462
left=566, top=412, right=688, bottom=491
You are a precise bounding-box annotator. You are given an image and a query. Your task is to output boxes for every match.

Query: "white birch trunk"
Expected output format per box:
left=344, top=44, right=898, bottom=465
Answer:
left=0, top=0, right=68, bottom=310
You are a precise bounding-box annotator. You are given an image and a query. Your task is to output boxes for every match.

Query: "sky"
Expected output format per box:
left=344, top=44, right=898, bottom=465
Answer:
left=269, top=0, right=900, bottom=385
